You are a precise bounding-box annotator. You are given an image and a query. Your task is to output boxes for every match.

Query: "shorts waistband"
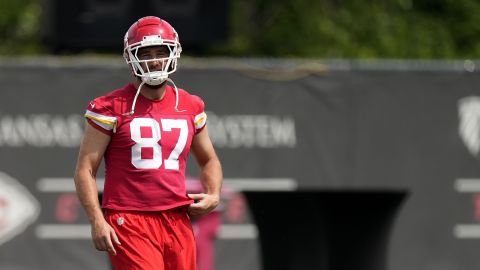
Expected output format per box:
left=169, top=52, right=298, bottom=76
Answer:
left=103, top=206, right=188, bottom=216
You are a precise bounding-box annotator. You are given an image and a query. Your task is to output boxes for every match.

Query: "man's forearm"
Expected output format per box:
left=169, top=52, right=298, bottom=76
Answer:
left=200, top=157, right=223, bottom=197
left=74, top=171, right=104, bottom=224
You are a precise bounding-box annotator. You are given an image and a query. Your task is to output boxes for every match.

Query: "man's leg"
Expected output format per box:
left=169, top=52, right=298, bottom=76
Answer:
left=105, top=210, right=164, bottom=270
left=162, top=208, right=196, bottom=270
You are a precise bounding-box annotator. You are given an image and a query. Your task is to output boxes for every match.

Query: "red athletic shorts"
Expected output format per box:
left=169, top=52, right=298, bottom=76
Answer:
left=104, top=207, right=196, bottom=270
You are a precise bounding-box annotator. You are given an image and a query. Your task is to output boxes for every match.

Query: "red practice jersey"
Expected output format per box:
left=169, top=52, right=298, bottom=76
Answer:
left=84, top=83, right=207, bottom=211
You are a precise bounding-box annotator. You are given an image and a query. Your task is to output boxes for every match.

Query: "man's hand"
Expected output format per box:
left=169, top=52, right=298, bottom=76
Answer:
left=91, top=219, right=121, bottom=255
left=187, top=193, right=220, bottom=218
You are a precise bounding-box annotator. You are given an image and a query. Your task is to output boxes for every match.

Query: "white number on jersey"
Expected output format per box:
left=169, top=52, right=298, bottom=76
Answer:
left=129, top=118, right=188, bottom=169
left=161, top=119, right=188, bottom=170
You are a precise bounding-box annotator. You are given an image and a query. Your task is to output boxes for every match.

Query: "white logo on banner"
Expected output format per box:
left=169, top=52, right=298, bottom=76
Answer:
left=458, top=96, right=480, bottom=157
left=0, top=112, right=297, bottom=149
left=0, top=172, right=40, bottom=246
left=207, top=112, right=296, bottom=148
left=0, top=114, right=84, bottom=147
left=454, top=96, right=480, bottom=239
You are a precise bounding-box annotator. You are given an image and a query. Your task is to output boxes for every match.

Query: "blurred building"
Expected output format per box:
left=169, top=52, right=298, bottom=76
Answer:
left=41, top=0, right=229, bottom=54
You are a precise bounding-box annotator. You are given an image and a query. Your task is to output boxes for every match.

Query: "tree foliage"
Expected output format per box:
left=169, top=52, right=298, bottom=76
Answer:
left=0, top=0, right=41, bottom=54
left=2, top=0, right=480, bottom=58
left=219, top=0, right=480, bottom=58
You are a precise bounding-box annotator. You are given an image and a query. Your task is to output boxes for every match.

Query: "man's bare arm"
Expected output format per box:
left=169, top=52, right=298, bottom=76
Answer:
left=188, top=126, right=223, bottom=217
left=74, top=123, right=120, bottom=255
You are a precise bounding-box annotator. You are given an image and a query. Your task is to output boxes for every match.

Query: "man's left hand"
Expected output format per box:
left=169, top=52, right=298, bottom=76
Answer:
left=187, top=193, right=220, bottom=217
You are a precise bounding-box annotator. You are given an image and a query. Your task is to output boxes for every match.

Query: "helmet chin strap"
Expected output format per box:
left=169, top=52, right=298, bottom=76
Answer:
left=128, top=80, right=146, bottom=115
left=165, top=77, right=185, bottom=112
left=127, top=77, right=184, bottom=115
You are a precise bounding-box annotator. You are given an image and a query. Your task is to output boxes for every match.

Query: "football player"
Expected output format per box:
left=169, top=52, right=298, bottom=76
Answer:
left=74, top=16, right=223, bottom=270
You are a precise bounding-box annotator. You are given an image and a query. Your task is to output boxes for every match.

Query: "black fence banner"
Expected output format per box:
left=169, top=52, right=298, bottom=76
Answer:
left=0, top=60, right=479, bottom=270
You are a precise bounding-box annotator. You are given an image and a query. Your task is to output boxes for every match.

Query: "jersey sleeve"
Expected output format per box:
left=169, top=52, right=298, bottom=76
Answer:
left=192, top=95, right=207, bottom=134
left=84, top=97, right=118, bottom=135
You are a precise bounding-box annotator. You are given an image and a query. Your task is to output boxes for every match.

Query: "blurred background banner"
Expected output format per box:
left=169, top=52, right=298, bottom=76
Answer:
left=0, top=59, right=480, bottom=269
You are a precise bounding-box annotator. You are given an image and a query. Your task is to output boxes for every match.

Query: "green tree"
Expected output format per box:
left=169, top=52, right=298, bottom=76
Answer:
left=218, top=0, right=480, bottom=58
left=0, top=0, right=42, bottom=54
left=3, top=0, right=480, bottom=58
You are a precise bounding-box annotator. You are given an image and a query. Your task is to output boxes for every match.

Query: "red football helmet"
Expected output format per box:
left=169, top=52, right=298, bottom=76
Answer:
left=123, top=16, right=182, bottom=85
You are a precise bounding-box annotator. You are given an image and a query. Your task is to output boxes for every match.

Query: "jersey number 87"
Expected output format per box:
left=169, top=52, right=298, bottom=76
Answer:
left=130, top=118, right=188, bottom=170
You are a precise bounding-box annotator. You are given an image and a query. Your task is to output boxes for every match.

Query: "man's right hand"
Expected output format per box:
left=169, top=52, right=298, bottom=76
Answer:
left=91, top=219, right=121, bottom=255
